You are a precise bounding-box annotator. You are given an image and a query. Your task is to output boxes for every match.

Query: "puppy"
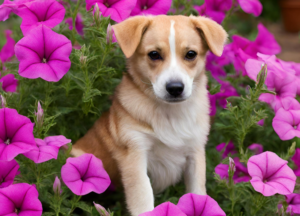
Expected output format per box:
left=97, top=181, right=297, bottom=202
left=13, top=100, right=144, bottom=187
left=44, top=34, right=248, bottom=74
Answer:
left=71, top=15, right=227, bottom=216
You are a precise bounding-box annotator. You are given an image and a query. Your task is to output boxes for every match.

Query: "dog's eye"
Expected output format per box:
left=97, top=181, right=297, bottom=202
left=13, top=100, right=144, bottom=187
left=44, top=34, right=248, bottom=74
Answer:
left=185, top=51, right=197, bottom=60
left=148, top=51, right=162, bottom=60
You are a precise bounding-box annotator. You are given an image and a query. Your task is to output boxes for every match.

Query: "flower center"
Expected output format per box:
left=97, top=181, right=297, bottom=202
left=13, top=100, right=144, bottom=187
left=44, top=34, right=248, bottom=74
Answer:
left=143, top=5, right=148, bottom=10
left=42, top=58, right=47, bottom=63
left=4, top=139, right=10, bottom=145
left=15, top=208, right=20, bottom=214
left=105, top=2, right=109, bottom=7
left=263, top=179, right=268, bottom=183
left=294, top=125, right=298, bottom=129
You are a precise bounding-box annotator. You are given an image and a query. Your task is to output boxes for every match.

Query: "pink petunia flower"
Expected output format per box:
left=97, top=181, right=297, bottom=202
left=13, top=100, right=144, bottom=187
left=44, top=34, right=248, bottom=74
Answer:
left=248, top=143, right=263, bottom=155
left=17, top=0, right=65, bottom=35
left=215, top=164, right=229, bottom=180
left=140, top=202, right=186, bottom=216
left=0, top=0, right=35, bottom=21
left=272, top=108, right=300, bottom=140
left=285, top=193, right=300, bottom=215
left=0, top=30, right=15, bottom=63
left=247, top=151, right=296, bottom=196
left=61, top=153, right=111, bottom=195
left=0, top=159, right=20, bottom=188
left=237, top=0, right=262, bottom=17
left=0, top=73, right=18, bottom=92
left=65, top=14, right=84, bottom=36
left=86, top=0, right=137, bottom=23
left=15, top=25, right=72, bottom=82
left=291, top=148, right=300, bottom=176
left=177, top=193, right=226, bottom=216
left=0, top=108, right=37, bottom=161
left=23, top=135, right=71, bottom=163
left=216, top=141, right=237, bottom=158
left=130, top=0, right=172, bottom=16
left=0, top=183, right=42, bottom=216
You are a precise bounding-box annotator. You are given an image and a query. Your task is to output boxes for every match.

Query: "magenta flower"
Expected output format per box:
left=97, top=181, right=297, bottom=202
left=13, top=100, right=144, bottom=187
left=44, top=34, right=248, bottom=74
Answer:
left=0, top=74, right=18, bottom=92
left=257, top=119, right=264, bottom=126
left=0, top=183, right=42, bottom=216
left=23, top=135, right=71, bottom=163
left=0, top=108, right=36, bottom=161
left=216, top=141, right=237, bottom=158
left=247, top=151, right=296, bottom=196
left=86, top=0, right=137, bottom=23
left=291, top=148, right=300, bottom=176
left=0, top=30, right=15, bottom=63
left=130, top=0, right=172, bottom=16
left=215, top=164, right=229, bottom=180
left=140, top=202, right=186, bottom=216
left=65, top=14, right=84, bottom=36
left=0, top=0, right=35, bottom=21
left=61, top=153, right=111, bottom=195
left=53, top=176, right=62, bottom=196
left=285, top=193, right=300, bottom=215
left=248, top=143, right=263, bottom=155
left=15, top=25, right=72, bottom=82
left=106, top=23, right=117, bottom=44
left=177, top=193, right=226, bottom=216
left=17, top=0, right=65, bottom=35
left=0, top=159, right=20, bottom=188
left=272, top=108, right=300, bottom=140
left=237, top=0, right=262, bottom=17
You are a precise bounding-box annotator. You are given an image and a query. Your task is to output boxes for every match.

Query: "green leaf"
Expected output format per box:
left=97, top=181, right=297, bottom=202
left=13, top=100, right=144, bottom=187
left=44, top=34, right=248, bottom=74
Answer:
left=209, top=84, right=221, bottom=95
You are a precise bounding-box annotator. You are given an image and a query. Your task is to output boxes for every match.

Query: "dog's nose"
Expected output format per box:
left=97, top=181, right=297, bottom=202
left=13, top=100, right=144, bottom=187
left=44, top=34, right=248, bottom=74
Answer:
left=166, top=82, right=184, bottom=97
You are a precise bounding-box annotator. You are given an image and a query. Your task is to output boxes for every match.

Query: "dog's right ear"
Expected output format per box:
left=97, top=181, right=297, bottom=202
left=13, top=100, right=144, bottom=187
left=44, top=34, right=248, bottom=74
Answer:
left=112, top=16, right=152, bottom=58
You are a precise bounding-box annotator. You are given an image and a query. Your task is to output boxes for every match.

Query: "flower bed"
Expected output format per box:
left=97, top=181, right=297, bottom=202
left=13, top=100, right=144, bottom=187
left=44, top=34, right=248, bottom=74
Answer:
left=0, top=0, right=299, bottom=215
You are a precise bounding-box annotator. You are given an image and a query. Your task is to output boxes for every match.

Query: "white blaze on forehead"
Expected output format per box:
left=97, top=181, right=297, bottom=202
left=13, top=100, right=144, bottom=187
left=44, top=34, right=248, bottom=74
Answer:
left=169, top=20, right=176, bottom=65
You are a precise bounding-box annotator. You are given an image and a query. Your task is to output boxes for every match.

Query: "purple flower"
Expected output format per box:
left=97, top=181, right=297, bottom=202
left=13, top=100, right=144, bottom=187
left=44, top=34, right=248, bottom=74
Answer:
left=291, top=148, right=300, bottom=176
left=216, top=141, right=237, bottom=158
left=23, top=135, right=71, bottom=163
left=285, top=193, right=300, bottom=215
left=0, top=74, right=18, bottom=92
left=86, top=0, right=137, bottom=23
left=0, top=30, right=15, bottom=63
left=177, top=193, right=226, bottom=216
left=0, top=108, right=36, bottom=161
left=53, top=176, right=62, bottom=196
left=61, top=153, right=111, bottom=195
left=247, top=151, right=296, bottom=196
left=0, top=183, right=42, bottom=216
left=140, top=202, right=186, bottom=216
left=0, top=159, right=20, bottom=188
left=17, top=0, right=65, bottom=35
left=130, top=0, right=172, bottom=16
left=0, top=0, right=35, bottom=21
left=94, top=202, right=110, bottom=216
left=65, top=14, right=84, bottom=36
left=272, top=108, right=300, bottom=140
left=215, top=164, right=229, bottom=180
left=15, top=25, right=72, bottom=82
left=237, top=0, right=262, bottom=17
left=248, top=143, right=263, bottom=155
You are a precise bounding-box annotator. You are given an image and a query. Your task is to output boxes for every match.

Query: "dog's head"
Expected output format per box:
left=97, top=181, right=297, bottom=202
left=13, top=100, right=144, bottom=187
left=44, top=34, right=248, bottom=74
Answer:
left=113, top=15, right=227, bottom=103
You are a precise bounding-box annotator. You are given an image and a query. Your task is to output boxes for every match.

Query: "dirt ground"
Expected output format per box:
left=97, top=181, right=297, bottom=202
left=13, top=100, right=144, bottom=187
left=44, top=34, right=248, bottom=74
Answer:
left=266, top=22, right=300, bottom=63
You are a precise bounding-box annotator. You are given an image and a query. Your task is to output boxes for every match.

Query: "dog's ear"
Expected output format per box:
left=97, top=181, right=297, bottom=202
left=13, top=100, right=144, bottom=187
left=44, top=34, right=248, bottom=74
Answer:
left=190, top=16, right=228, bottom=57
left=112, top=16, right=152, bottom=58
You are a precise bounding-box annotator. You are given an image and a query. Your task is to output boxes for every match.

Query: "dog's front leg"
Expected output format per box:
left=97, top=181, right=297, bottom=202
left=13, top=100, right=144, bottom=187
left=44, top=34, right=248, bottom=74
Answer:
left=118, top=149, right=154, bottom=216
left=184, top=145, right=207, bottom=195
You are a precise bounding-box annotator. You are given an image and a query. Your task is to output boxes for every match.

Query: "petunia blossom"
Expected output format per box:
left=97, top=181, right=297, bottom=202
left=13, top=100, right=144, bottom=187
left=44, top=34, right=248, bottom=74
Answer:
left=0, top=159, right=20, bottom=188
left=0, top=73, right=18, bottom=92
left=285, top=193, right=300, bottom=215
left=272, top=108, right=300, bottom=140
left=216, top=141, right=237, bottom=158
left=0, top=30, right=15, bottom=63
left=247, top=151, right=296, bottom=196
left=248, top=143, right=263, bottom=155
left=177, top=193, right=226, bottom=216
left=237, top=0, right=262, bottom=17
left=0, top=0, right=35, bottom=22
left=23, top=135, right=71, bottom=163
left=215, top=164, right=229, bottom=180
left=15, top=25, right=72, bottom=82
left=17, top=0, right=66, bottom=35
left=140, top=202, right=186, bottom=216
left=61, top=153, right=111, bottom=195
left=86, top=0, right=137, bottom=23
left=291, top=148, right=300, bottom=176
left=65, top=14, right=84, bottom=36
left=130, top=0, right=172, bottom=16
left=0, top=183, right=42, bottom=216
left=0, top=108, right=37, bottom=161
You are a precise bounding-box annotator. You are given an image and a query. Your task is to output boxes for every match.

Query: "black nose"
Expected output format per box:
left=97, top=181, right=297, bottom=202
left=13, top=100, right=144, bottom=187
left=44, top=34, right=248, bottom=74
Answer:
left=166, top=82, right=184, bottom=97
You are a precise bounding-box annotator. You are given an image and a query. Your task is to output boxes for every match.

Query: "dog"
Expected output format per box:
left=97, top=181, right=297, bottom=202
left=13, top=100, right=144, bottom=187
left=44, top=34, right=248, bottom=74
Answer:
left=71, top=15, right=227, bottom=216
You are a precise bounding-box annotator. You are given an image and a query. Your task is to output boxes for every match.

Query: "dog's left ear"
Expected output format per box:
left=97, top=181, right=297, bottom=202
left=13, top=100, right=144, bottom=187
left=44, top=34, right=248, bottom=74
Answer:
left=112, top=16, right=152, bottom=58
left=190, top=16, right=228, bottom=57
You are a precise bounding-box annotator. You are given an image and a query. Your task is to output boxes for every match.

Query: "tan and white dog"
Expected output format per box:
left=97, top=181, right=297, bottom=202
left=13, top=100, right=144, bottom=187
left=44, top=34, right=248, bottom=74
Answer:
left=71, top=15, right=227, bottom=216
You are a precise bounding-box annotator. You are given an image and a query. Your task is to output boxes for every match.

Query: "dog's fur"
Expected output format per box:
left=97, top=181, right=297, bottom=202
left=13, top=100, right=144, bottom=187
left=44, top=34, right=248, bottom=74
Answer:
left=71, top=15, right=227, bottom=216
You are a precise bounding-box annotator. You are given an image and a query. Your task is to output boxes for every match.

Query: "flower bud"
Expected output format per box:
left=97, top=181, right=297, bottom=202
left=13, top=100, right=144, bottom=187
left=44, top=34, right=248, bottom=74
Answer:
left=35, top=101, right=44, bottom=128
left=106, top=24, right=113, bottom=45
left=94, top=202, right=110, bottom=216
left=53, top=176, right=62, bottom=196
left=229, top=157, right=236, bottom=173
left=80, top=55, right=87, bottom=65
left=0, top=95, right=6, bottom=108
left=288, top=142, right=296, bottom=158
left=93, top=3, right=101, bottom=23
